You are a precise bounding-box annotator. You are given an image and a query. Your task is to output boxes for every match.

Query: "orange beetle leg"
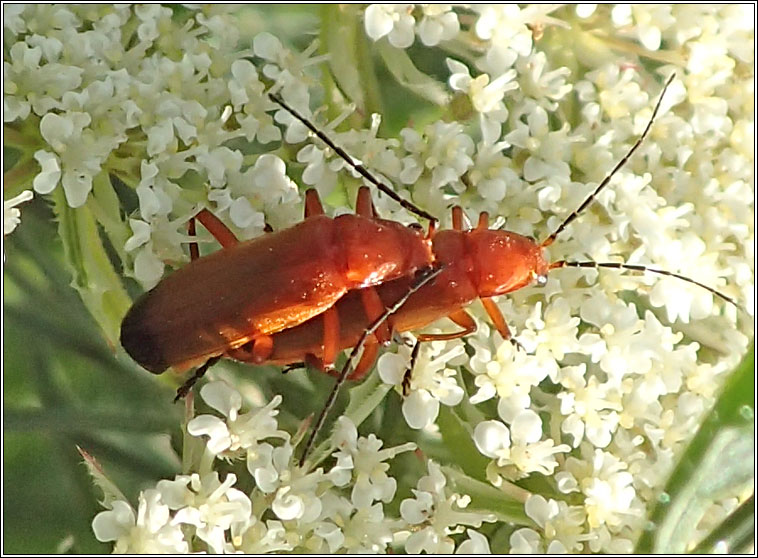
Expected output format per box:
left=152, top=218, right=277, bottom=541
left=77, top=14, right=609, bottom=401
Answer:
left=321, top=307, right=340, bottom=369
left=360, top=287, right=392, bottom=344
left=477, top=211, right=489, bottom=230
left=194, top=208, right=239, bottom=248
left=416, top=309, right=477, bottom=342
left=355, top=186, right=376, bottom=218
left=304, top=188, right=325, bottom=217
left=451, top=206, right=464, bottom=231
left=347, top=339, right=380, bottom=381
left=480, top=297, right=524, bottom=351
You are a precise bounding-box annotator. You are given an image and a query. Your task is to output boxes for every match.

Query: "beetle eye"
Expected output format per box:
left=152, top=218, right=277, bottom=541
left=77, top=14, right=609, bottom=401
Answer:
left=408, top=223, right=424, bottom=231
left=533, top=273, right=548, bottom=287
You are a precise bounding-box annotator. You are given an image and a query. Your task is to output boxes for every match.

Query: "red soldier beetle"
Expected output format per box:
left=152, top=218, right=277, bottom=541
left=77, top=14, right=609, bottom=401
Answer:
left=120, top=185, right=436, bottom=378
left=257, top=74, right=741, bottom=464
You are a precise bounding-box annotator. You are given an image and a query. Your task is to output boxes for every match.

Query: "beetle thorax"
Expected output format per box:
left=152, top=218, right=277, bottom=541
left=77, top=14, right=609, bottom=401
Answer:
left=467, top=229, right=549, bottom=297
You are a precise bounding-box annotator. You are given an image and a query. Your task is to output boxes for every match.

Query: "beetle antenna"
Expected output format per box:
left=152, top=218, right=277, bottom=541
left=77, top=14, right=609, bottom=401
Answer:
left=268, top=92, right=438, bottom=223
left=541, top=73, right=676, bottom=248
left=550, top=260, right=742, bottom=311
left=299, top=264, right=445, bottom=468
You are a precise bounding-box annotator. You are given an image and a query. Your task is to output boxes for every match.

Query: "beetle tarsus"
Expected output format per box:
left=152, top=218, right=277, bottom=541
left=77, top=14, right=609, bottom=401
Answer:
left=174, top=355, right=222, bottom=402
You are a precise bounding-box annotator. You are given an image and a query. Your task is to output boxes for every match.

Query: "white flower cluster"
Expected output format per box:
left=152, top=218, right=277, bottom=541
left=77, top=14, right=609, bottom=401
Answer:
left=359, top=4, right=752, bottom=553
left=6, top=4, right=753, bottom=553
left=5, top=5, right=304, bottom=287
left=92, top=382, right=494, bottom=553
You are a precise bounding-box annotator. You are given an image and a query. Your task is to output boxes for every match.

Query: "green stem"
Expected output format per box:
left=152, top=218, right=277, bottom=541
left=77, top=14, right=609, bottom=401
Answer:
left=4, top=156, right=39, bottom=195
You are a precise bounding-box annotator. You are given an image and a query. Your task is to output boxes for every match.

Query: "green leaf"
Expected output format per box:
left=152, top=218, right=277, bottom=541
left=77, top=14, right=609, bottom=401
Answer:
left=436, top=404, right=490, bottom=481
left=89, top=172, right=131, bottom=265
left=308, top=372, right=392, bottom=466
left=377, top=40, right=450, bottom=107
left=635, top=345, right=755, bottom=553
left=442, top=465, right=533, bottom=526
left=691, top=494, right=755, bottom=554
left=77, top=446, right=128, bottom=507
left=53, top=185, right=133, bottom=346
left=321, top=5, right=365, bottom=110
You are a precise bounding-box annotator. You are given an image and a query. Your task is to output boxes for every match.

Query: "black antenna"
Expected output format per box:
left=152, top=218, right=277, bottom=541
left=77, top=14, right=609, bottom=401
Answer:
left=269, top=92, right=438, bottom=223
left=541, top=73, right=676, bottom=248
left=299, top=264, right=445, bottom=467
left=551, top=260, right=741, bottom=310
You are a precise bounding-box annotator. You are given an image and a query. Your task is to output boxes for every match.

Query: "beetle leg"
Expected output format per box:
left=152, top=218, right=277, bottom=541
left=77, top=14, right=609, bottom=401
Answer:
left=355, top=185, right=376, bottom=218
left=416, top=309, right=477, bottom=341
left=187, top=217, right=200, bottom=261
left=321, top=307, right=340, bottom=369
left=451, top=206, right=464, bottom=231
left=477, top=211, right=489, bottom=230
left=282, top=362, right=305, bottom=374
left=346, top=339, right=380, bottom=380
left=194, top=209, right=239, bottom=248
left=174, top=355, right=222, bottom=401
left=304, top=188, right=325, bottom=217
left=359, top=287, right=392, bottom=344
left=228, top=336, right=275, bottom=363
left=251, top=335, right=274, bottom=362
left=480, top=297, right=524, bottom=351
left=402, top=339, right=422, bottom=396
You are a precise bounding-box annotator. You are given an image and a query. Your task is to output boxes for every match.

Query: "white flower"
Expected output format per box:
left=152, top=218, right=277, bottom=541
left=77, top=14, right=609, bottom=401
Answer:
left=474, top=410, right=570, bottom=481
left=564, top=449, right=643, bottom=531
left=364, top=4, right=415, bottom=48
left=318, top=494, right=395, bottom=553
left=524, top=495, right=587, bottom=553
left=246, top=442, right=325, bottom=523
left=253, top=32, right=326, bottom=81
left=400, top=461, right=495, bottom=553
left=228, top=59, right=281, bottom=144
left=330, top=416, right=416, bottom=507
left=157, top=472, right=252, bottom=553
left=447, top=58, right=517, bottom=117
left=468, top=333, right=555, bottom=407
left=504, top=104, right=573, bottom=185
left=456, top=528, right=492, bottom=554
left=417, top=5, right=460, bottom=46
left=236, top=519, right=293, bottom=554
left=4, top=41, right=82, bottom=121
left=399, top=120, right=475, bottom=194
left=557, top=365, right=622, bottom=449
left=3, top=190, right=33, bottom=236
left=37, top=111, right=111, bottom=207
left=187, top=382, right=289, bottom=456
left=610, top=5, right=675, bottom=51
left=377, top=342, right=464, bottom=429
left=248, top=154, right=300, bottom=206
left=31, top=150, right=61, bottom=195
left=92, top=490, right=188, bottom=554
left=134, top=4, right=172, bottom=43
left=515, top=51, right=573, bottom=111
left=509, top=527, right=543, bottom=553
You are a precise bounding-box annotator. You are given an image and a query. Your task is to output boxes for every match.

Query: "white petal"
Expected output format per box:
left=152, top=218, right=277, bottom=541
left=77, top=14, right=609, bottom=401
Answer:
left=402, top=389, right=439, bottom=429
left=32, top=151, right=61, bottom=194
left=272, top=488, right=304, bottom=520
left=364, top=5, right=394, bottom=40
left=377, top=352, right=407, bottom=385
left=133, top=246, right=164, bottom=287
left=200, top=381, right=241, bottom=418
left=473, top=420, right=509, bottom=457
left=510, top=409, right=543, bottom=445
left=455, top=529, right=491, bottom=554
left=92, top=501, right=134, bottom=542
